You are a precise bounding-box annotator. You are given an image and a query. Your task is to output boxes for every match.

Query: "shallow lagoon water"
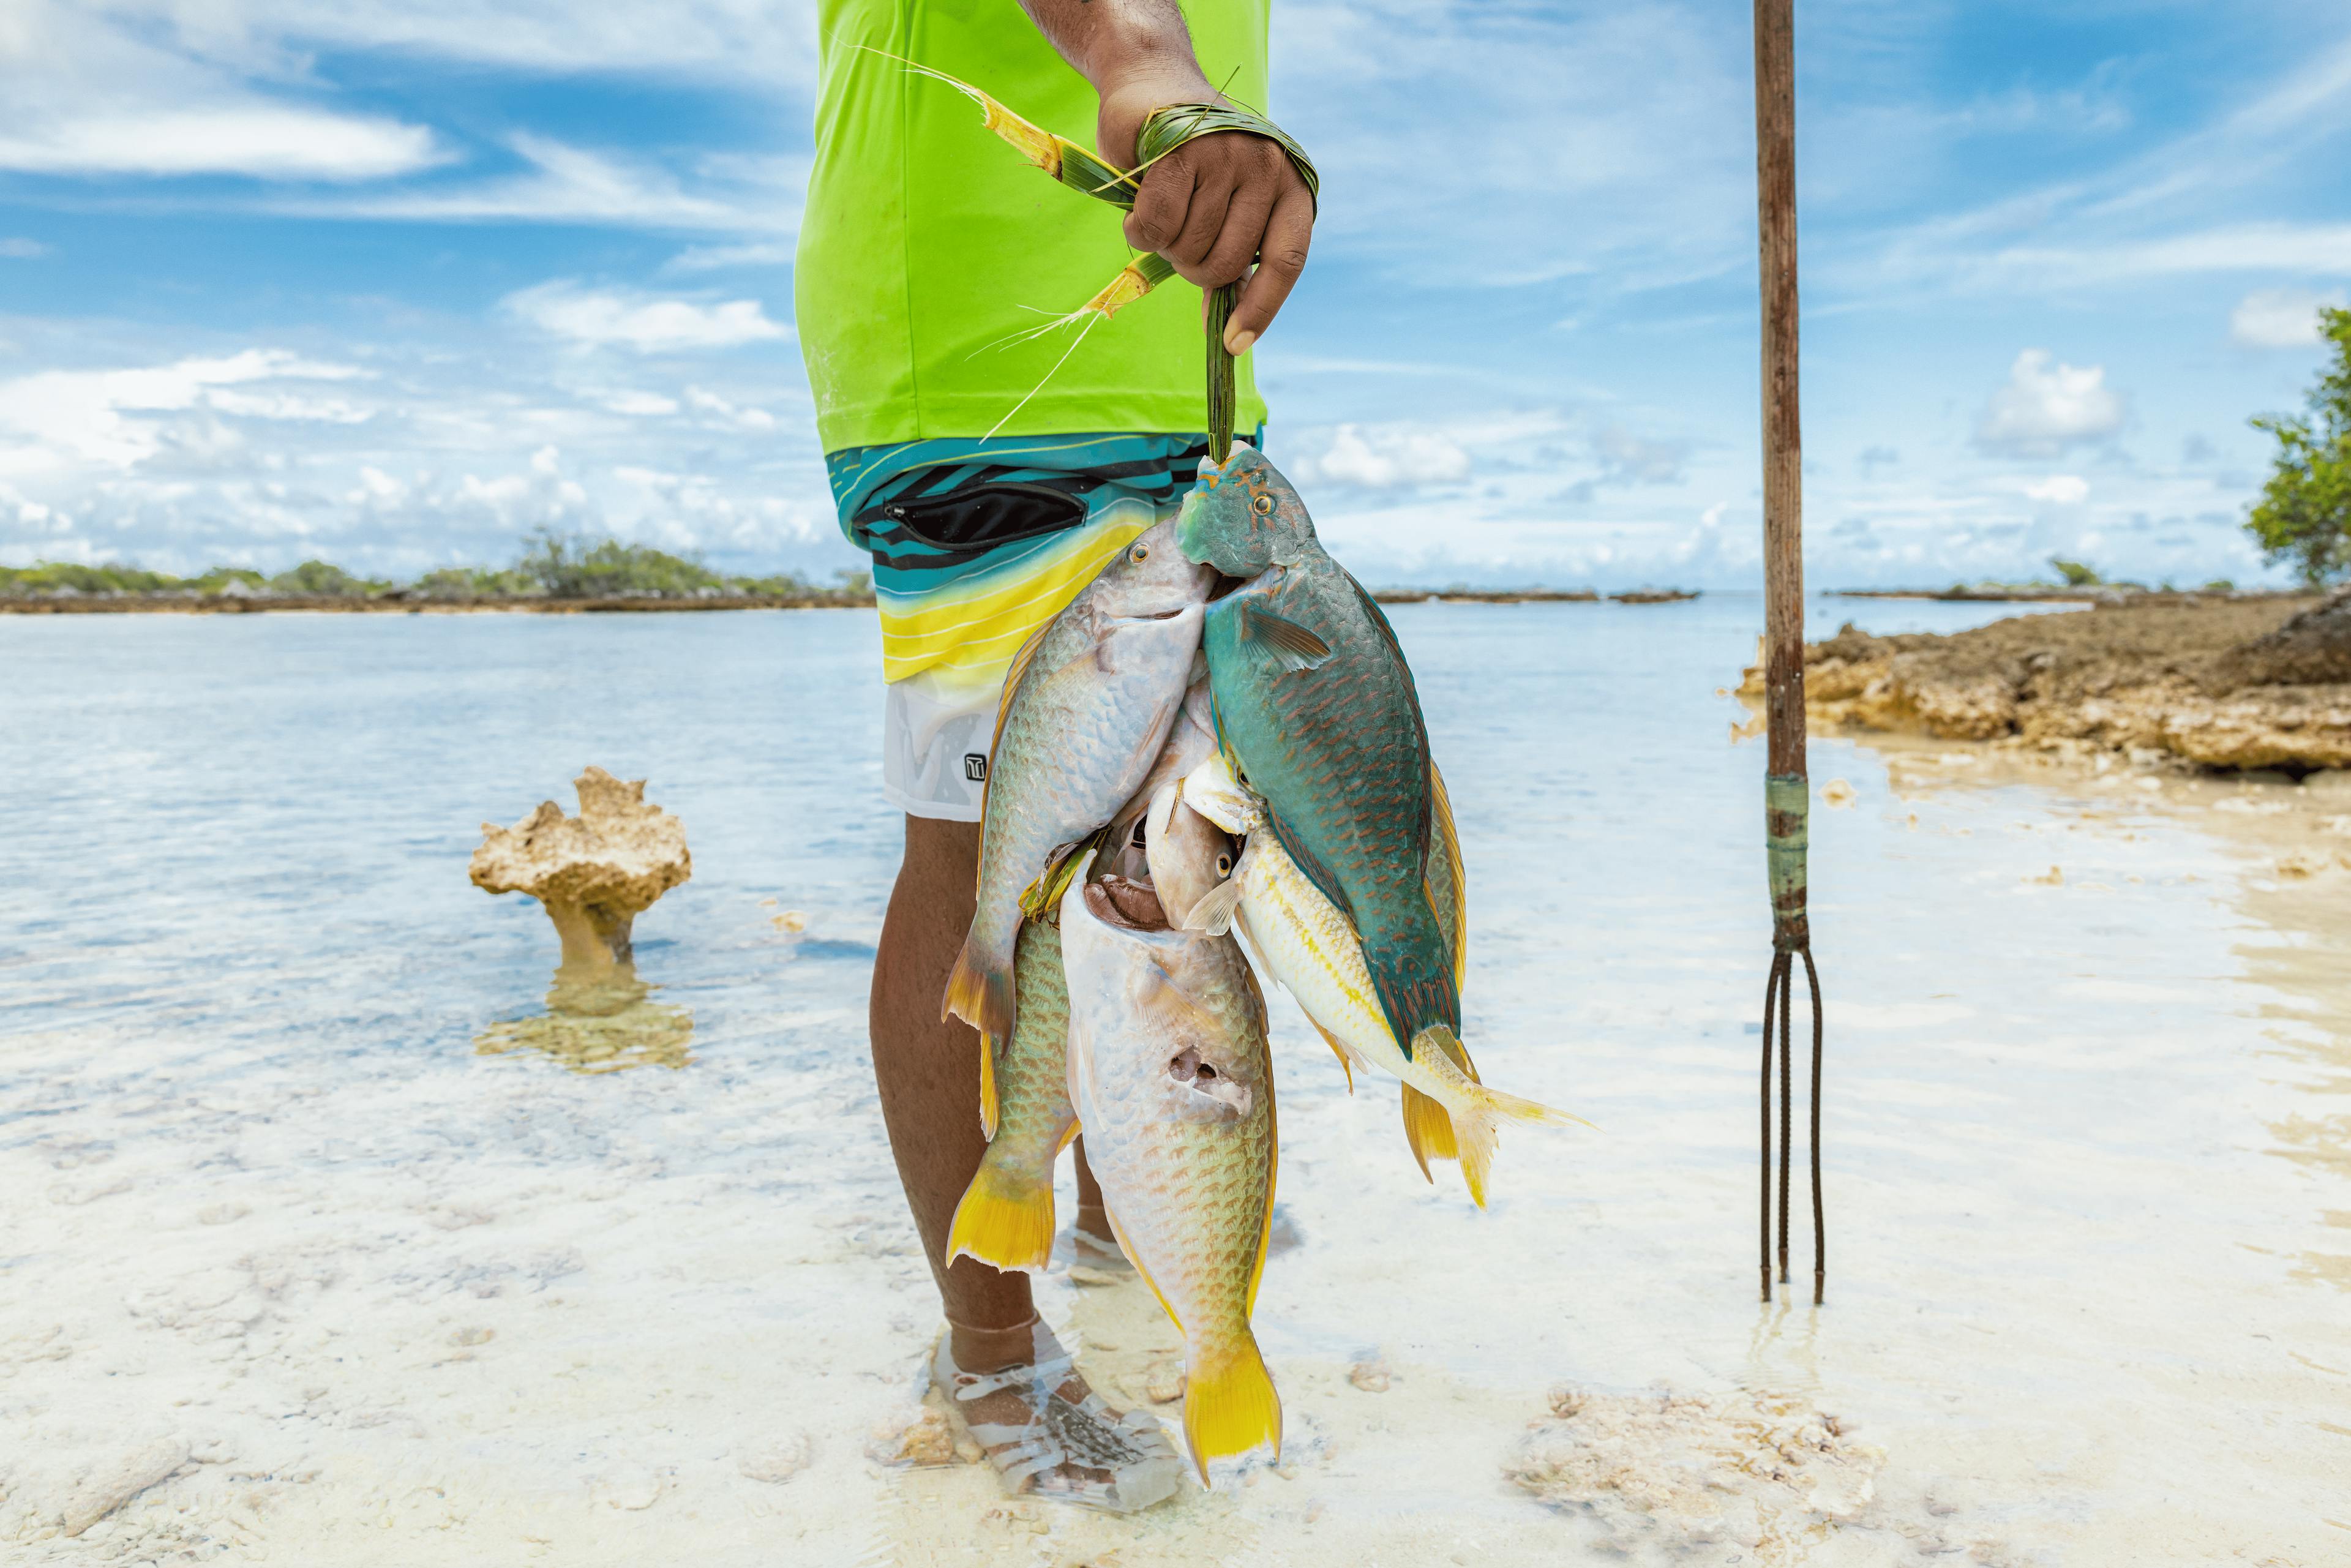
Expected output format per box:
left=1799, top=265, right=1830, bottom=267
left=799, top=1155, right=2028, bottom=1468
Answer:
left=2, top=598, right=2346, bottom=1564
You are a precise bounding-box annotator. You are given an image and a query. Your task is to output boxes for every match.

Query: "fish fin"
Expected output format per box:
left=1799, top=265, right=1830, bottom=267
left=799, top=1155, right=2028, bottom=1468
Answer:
left=1400, top=1084, right=1453, bottom=1181
left=1263, top=806, right=1354, bottom=934
left=943, top=939, right=1015, bottom=1043
left=1247, top=1074, right=1278, bottom=1315
left=1183, top=1337, right=1283, bottom=1484
left=969, top=620, right=1057, bottom=882
left=1183, top=875, right=1245, bottom=936
left=985, top=618, right=1054, bottom=779
left=1408, top=1023, right=1584, bottom=1207
left=1365, top=945, right=1456, bottom=1064
left=977, top=1033, right=1000, bottom=1141
left=1426, top=759, right=1469, bottom=992
left=1021, top=834, right=1100, bottom=923
left=1310, top=1020, right=1355, bottom=1093
left=1238, top=604, right=1333, bottom=672
left=1053, top=1117, right=1081, bottom=1155
left=1452, top=1103, right=1498, bottom=1209
left=945, top=1160, right=1056, bottom=1274
left=1423, top=1020, right=1480, bottom=1084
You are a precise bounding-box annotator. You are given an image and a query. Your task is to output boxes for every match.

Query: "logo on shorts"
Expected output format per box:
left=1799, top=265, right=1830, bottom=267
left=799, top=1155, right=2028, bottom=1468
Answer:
left=963, top=752, right=988, bottom=782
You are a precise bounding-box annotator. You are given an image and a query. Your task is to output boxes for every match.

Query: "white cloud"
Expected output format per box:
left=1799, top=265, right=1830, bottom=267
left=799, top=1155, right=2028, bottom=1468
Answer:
left=664, top=241, right=798, bottom=274
left=1301, top=424, right=1472, bottom=490
left=2230, top=287, right=2345, bottom=348
left=502, top=281, right=789, bottom=352
left=684, top=386, right=776, bottom=430
left=113, top=0, right=822, bottom=88
left=0, top=238, right=51, bottom=258
left=2023, top=475, right=2090, bottom=505
left=0, top=349, right=368, bottom=477
left=602, top=390, right=681, bottom=416
left=1974, top=350, right=2125, bottom=458
left=1590, top=426, right=1688, bottom=486
left=0, top=107, right=443, bottom=181
left=315, top=134, right=779, bottom=231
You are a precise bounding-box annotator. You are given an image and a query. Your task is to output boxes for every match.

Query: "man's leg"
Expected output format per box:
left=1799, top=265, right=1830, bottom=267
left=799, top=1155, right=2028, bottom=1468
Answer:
left=869, top=813, right=1180, bottom=1510
left=868, top=814, right=1033, bottom=1369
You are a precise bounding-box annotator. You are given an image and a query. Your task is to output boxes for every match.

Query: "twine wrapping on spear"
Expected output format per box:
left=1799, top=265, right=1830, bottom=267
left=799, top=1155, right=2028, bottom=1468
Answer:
left=876, top=47, right=1318, bottom=463
left=1753, top=0, right=1826, bottom=1307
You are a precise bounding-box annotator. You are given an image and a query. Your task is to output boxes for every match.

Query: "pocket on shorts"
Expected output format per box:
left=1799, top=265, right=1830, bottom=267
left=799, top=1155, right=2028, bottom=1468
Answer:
left=881, top=481, right=1087, bottom=553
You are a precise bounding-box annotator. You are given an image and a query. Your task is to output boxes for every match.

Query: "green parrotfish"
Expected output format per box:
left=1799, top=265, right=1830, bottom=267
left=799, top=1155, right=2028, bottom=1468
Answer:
left=1174, top=444, right=1455, bottom=1062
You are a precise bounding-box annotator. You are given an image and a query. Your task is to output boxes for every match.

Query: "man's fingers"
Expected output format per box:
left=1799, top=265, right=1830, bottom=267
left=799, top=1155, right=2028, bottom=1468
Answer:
left=1198, top=181, right=1275, bottom=291
left=1225, top=187, right=1313, bottom=354
left=1123, top=154, right=1196, bottom=253
left=1161, top=154, right=1232, bottom=275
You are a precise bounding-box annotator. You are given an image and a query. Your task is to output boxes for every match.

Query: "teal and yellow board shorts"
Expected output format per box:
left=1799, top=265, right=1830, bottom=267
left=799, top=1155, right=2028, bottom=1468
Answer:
left=827, top=432, right=1217, bottom=821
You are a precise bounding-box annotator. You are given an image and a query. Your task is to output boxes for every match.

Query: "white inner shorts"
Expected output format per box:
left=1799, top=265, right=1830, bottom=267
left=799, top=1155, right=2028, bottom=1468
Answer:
left=881, top=664, right=1007, bottom=822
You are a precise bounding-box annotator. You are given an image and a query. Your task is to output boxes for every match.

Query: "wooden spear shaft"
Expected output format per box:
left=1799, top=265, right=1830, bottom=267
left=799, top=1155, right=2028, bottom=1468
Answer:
left=1754, top=0, right=1807, bottom=827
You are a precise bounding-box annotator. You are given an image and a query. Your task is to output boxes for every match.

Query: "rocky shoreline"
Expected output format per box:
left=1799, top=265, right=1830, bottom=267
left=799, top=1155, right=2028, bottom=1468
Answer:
left=1743, top=590, right=2351, bottom=773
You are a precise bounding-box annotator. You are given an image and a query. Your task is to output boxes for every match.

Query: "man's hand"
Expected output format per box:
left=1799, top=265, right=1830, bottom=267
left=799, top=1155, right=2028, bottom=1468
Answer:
left=1021, top=0, right=1313, bottom=358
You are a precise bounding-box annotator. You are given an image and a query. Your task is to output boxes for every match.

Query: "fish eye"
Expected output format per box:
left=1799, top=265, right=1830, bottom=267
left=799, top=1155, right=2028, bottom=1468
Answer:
left=1252, top=493, right=1276, bottom=516
left=1215, top=852, right=1232, bottom=876
left=1130, top=543, right=1150, bottom=563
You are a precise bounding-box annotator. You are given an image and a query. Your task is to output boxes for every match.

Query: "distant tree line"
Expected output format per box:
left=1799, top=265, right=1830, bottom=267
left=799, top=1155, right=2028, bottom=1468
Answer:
left=0, top=529, right=870, bottom=602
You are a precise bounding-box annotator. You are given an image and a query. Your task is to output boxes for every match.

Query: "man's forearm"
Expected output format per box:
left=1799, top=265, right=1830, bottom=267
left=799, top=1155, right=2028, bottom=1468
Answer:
left=1017, top=0, right=1209, bottom=99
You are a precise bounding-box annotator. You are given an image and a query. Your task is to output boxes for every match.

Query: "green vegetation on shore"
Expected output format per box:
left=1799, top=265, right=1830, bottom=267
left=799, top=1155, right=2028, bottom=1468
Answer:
left=0, top=530, right=871, bottom=604
left=2247, top=306, right=2351, bottom=586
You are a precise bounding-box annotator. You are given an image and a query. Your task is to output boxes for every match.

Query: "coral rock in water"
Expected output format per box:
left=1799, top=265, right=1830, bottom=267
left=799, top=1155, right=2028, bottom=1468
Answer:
left=1506, top=1387, right=1885, bottom=1553
left=471, top=767, right=691, bottom=968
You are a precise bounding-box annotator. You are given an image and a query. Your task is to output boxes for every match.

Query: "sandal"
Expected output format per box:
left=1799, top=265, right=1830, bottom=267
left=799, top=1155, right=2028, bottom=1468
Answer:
left=930, top=1325, right=1182, bottom=1514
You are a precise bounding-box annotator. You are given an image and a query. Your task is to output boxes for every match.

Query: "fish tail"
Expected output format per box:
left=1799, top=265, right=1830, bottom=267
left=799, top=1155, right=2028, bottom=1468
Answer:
left=1408, top=1024, right=1588, bottom=1208
left=1452, top=1101, right=1498, bottom=1209
left=945, top=1157, right=1057, bottom=1275
left=943, top=930, right=1015, bottom=1044
left=1365, top=942, right=1458, bottom=1064
left=1182, top=1333, right=1282, bottom=1484
left=1400, top=1084, right=1453, bottom=1181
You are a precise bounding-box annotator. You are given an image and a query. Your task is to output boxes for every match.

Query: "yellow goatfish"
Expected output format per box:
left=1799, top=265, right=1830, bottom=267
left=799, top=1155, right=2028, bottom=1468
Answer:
left=1182, top=750, right=1583, bottom=1207
left=1058, top=839, right=1280, bottom=1484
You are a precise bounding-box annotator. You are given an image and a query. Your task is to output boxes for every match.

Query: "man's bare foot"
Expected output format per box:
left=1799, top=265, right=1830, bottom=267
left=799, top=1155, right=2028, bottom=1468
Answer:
left=932, top=1322, right=1180, bottom=1513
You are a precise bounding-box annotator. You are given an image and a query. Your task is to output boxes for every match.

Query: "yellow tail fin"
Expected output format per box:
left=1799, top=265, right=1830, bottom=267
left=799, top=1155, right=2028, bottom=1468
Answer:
left=1182, top=1335, right=1282, bottom=1484
left=943, top=939, right=1014, bottom=1043
left=945, top=1161, right=1056, bottom=1274
left=1453, top=1105, right=1498, bottom=1209
left=1400, top=1084, right=1455, bottom=1181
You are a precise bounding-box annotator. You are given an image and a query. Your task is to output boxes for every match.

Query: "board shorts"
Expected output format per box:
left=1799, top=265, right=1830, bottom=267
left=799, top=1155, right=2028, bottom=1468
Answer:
left=828, top=433, right=1215, bottom=821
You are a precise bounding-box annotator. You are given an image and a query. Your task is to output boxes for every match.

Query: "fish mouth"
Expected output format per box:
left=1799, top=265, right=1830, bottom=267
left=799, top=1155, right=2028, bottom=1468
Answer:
left=1085, top=875, right=1168, bottom=931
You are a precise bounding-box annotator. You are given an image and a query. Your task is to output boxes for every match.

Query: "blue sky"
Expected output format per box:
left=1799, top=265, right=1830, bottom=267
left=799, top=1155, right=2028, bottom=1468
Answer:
left=3, top=1, right=2349, bottom=590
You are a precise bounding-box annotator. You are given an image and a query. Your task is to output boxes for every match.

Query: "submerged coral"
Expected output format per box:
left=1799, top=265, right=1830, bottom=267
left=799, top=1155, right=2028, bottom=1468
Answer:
left=474, top=968, right=692, bottom=1074
left=1506, top=1386, right=1884, bottom=1555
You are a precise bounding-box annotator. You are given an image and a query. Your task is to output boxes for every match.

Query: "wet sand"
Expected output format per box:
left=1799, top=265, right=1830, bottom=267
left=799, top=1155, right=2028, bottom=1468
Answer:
left=4, top=603, right=2347, bottom=1564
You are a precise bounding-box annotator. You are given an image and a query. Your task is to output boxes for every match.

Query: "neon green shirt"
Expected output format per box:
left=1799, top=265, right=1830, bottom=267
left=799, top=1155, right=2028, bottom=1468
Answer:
left=796, top=1, right=1271, bottom=454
